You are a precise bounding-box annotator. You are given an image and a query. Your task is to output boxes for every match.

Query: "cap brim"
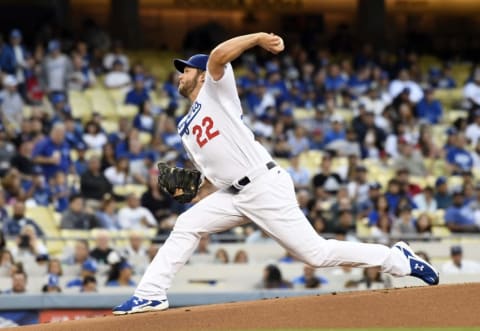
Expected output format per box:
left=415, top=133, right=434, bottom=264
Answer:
left=174, top=59, right=189, bottom=73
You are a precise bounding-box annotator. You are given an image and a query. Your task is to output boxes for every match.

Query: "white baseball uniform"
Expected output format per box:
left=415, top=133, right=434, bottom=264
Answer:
left=134, top=63, right=410, bottom=301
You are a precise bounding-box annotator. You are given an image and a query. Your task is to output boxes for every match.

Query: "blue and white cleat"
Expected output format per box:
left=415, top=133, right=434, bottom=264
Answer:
left=113, top=296, right=169, bottom=315
left=394, top=241, right=439, bottom=285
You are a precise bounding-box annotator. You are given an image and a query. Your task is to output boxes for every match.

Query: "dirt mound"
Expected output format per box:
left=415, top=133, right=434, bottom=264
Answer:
left=9, top=283, right=480, bottom=330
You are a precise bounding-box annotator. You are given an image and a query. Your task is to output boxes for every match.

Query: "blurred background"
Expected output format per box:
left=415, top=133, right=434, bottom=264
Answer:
left=0, top=0, right=479, bottom=326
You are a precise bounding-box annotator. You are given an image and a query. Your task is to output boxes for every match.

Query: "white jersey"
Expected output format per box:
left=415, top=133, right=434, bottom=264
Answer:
left=177, top=63, right=272, bottom=189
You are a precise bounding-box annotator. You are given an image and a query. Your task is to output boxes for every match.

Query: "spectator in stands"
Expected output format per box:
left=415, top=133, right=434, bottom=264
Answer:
left=292, top=264, right=328, bottom=289
left=465, top=109, right=480, bottom=147
left=428, top=65, right=456, bottom=89
left=147, top=244, right=159, bottom=262
left=63, top=239, right=90, bottom=266
left=90, top=230, right=114, bottom=265
left=325, top=63, right=347, bottom=91
left=68, top=53, right=96, bottom=91
left=346, top=266, right=391, bottom=290
left=396, top=168, right=422, bottom=197
left=445, top=189, right=480, bottom=232
left=41, top=39, right=72, bottom=96
left=0, top=128, right=14, bottom=170
left=141, top=173, right=179, bottom=235
left=133, top=101, right=155, bottom=134
left=50, top=171, right=72, bottom=213
left=324, top=114, right=346, bottom=146
left=213, top=248, right=229, bottom=264
left=415, top=212, right=433, bottom=237
left=0, top=75, right=24, bottom=133
left=104, top=156, right=131, bottom=187
left=60, top=194, right=99, bottom=230
left=23, top=54, right=45, bottom=106
left=446, top=133, right=474, bottom=174
left=258, top=264, right=292, bottom=289
left=118, top=193, right=156, bottom=230
left=413, top=186, right=437, bottom=212
left=103, top=40, right=129, bottom=72
left=192, top=234, right=211, bottom=263
left=125, top=75, right=150, bottom=106
left=463, top=68, right=480, bottom=110
left=286, top=154, right=310, bottom=190
left=418, top=124, right=442, bottom=159
left=81, top=275, right=98, bottom=292
left=82, top=121, right=107, bottom=152
left=415, top=88, right=443, bottom=124
left=4, top=270, right=27, bottom=294
left=104, top=59, right=131, bottom=89
left=0, top=192, right=8, bottom=229
left=2, top=168, right=25, bottom=202
left=0, top=249, right=14, bottom=276
left=391, top=205, right=416, bottom=237
left=233, top=250, right=248, bottom=264
left=12, top=224, right=47, bottom=261
left=347, top=165, right=370, bottom=206
left=4, top=201, right=44, bottom=237
left=47, top=258, right=63, bottom=278
left=393, top=139, right=427, bottom=177
left=106, top=260, right=135, bottom=287
left=442, top=245, right=480, bottom=274
left=80, top=156, right=113, bottom=208
left=32, top=123, right=71, bottom=181
left=10, top=140, right=35, bottom=178
left=122, top=231, right=149, bottom=274
left=42, top=274, right=61, bottom=293
left=23, top=166, right=50, bottom=206
left=0, top=33, right=14, bottom=74
left=287, top=125, right=310, bottom=156
left=312, top=155, right=343, bottom=196
left=66, top=259, right=98, bottom=288
left=434, top=176, right=452, bottom=209
left=352, top=109, right=386, bottom=158
left=384, top=178, right=415, bottom=213
left=389, top=69, right=423, bottom=104
left=95, top=194, right=120, bottom=230
left=64, top=115, right=84, bottom=149
left=100, top=142, right=116, bottom=171
left=121, top=138, right=150, bottom=186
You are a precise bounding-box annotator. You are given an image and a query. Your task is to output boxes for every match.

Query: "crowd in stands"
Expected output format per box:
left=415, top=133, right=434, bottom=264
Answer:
left=0, top=26, right=479, bottom=293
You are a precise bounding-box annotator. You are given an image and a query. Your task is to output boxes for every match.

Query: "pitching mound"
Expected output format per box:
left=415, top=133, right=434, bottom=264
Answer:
left=9, top=283, right=480, bottom=330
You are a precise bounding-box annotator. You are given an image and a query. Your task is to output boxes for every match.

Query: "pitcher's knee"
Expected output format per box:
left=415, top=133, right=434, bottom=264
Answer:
left=171, top=214, right=206, bottom=240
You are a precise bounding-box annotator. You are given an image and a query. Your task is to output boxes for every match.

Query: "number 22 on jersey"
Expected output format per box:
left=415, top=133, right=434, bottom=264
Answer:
left=192, top=116, right=220, bottom=148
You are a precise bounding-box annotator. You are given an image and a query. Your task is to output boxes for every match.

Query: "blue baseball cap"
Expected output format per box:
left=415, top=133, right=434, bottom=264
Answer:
left=435, top=176, right=447, bottom=187
left=10, top=29, right=22, bottom=39
left=82, top=260, right=97, bottom=273
left=119, top=261, right=132, bottom=271
left=51, top=93, right=66, bottom=104
left=174, top=54, right=209, bottom=73
left=48, top=40, right=60, bottom=53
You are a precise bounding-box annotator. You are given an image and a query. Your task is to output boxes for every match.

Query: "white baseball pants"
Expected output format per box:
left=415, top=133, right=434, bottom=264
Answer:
left=135, top=167, right=410, bottom=300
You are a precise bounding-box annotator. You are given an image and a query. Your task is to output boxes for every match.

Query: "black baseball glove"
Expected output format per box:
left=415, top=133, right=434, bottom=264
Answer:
left=157, top=163, right=202, bottom=203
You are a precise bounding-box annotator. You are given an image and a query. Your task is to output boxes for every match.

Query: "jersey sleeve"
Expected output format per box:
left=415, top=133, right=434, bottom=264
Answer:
left=205, top=63, right=242, bottom=115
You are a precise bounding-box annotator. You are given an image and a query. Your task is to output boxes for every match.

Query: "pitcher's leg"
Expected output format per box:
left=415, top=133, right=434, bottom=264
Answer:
left=134, top=190, right=245, bottom=301
left=234, top=168, right=410, bottom=276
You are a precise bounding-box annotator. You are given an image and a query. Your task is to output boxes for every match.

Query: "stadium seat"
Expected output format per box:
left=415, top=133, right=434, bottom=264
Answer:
left=293, top=108, right=314, bottom=121
left=117, top=104, right=139, bottom=119
left=109, top=89, right=127, bottom=105
left=25, top=206, right=60, bottom=237
left=113, top=184, right=148, bottom=197
left=101, top=120, right=120, bottom=133
left=139, top=132, right=152, bottom=145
